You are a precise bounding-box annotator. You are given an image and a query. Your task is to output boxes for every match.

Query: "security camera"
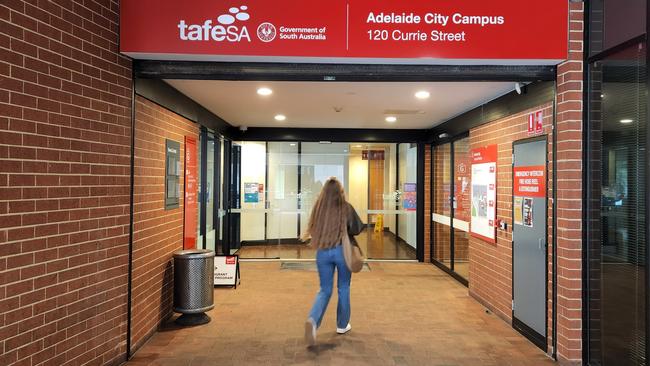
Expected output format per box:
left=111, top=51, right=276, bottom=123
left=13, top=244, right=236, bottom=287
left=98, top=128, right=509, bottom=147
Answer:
left=515, top=82, right=524, bottom=95
left=239, top=126, right=248, bottom=132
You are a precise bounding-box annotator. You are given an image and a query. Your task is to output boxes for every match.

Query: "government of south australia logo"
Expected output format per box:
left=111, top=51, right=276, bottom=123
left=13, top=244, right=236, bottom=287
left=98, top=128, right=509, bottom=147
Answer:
left=178, top=5, right=251, bottom=42
left=257, top=22, right=276, bottom=42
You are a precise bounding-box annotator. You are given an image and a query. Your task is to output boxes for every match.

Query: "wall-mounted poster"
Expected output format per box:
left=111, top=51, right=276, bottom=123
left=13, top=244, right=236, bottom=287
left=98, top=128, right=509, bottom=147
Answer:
left=514, top=197, right=523, bottom=225
left=523, top=198, right=534, bottom=228
left=402, top=183, right=417, bottom=211
left=184, top=136, right=198, bottom=249
left=470, top=145, right=497, bottom=244
left=244, top=183, right=259, bottom=203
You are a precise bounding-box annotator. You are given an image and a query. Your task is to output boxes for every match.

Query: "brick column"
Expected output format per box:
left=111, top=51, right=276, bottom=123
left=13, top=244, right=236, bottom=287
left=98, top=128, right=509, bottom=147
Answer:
left=424, top=144, right=431, bottom=262
left=554, top=2, right=585, bottom=364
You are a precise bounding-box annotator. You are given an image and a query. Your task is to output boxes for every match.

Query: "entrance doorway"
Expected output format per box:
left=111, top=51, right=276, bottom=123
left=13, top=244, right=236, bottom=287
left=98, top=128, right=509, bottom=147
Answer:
left=228, top=141, right=418, bottom=260
left=432, top=135, right=471, bottom=284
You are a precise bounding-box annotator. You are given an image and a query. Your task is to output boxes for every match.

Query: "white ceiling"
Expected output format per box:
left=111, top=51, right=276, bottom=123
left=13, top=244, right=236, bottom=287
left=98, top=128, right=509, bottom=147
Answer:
left=164, top=80, right=515, bottom=130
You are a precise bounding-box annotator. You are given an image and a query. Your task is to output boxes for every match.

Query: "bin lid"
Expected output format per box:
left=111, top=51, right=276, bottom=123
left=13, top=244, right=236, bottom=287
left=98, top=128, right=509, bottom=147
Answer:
left=173, top=249, right=215, bottom=259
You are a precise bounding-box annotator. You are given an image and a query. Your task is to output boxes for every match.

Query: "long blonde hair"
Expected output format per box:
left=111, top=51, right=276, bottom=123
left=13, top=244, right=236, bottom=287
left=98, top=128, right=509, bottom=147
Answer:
left=302, top=178, right=347, bottom=249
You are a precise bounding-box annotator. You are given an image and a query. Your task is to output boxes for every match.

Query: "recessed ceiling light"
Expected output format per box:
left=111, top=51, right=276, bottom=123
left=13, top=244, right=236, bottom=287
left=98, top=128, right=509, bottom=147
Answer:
left=290, top=143, right=296, bottom=146
left=274, top=114, right=286, bottom=121
left=385, top=116, right=397, bottom=123
left=415, top=91, right=430, bottom=99
left=620, top=119, right=634, bottom=124
left=257, top=87, right=273, bottom=96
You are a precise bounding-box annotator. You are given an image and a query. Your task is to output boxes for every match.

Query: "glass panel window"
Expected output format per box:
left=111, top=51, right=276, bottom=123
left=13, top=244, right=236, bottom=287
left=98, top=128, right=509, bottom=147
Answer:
left=588, top=41, right=647, bottom=366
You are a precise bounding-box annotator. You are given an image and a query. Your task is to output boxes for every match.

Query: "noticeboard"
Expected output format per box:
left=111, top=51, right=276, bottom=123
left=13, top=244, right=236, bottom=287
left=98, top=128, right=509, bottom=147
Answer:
left=470, top=144, right=497, bottom=244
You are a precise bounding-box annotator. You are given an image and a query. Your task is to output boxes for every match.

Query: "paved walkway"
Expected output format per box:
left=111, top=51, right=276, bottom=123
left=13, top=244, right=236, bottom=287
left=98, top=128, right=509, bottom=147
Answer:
left=126, top=262, right=554, bottom=366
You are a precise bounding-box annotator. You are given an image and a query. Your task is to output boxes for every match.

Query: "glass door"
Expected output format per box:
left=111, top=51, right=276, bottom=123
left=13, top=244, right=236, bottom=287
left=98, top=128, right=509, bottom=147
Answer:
left=452, top=137, right=471, bottom=279
left=432, top=136, right=470, bottom=283
left=267, top=142, right=301, bottom=258
left=230, top=141, right=419, bottom=260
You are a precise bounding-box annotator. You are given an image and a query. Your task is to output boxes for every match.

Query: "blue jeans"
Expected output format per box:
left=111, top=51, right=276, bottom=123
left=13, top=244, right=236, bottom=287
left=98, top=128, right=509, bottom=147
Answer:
left=308, top=245, right=351, bottom=329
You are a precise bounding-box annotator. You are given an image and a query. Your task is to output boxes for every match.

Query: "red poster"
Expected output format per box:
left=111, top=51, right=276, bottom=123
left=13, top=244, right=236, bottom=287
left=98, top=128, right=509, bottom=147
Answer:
left=471, top=144, right=498, bottom=164
left=527, top=110, right=544, bottom=135
left=454, top=158, right=470, bottom=222
left=184, top=136, right=198, bottom=249
left=513, top=165, right=546, bottom=198
left=121, top=0, right=567, bottom=64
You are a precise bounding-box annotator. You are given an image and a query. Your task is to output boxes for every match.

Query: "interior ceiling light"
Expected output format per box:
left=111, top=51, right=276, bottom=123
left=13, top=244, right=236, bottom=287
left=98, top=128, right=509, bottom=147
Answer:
left=290, top=143, right=296, bottom=146
left=620, top=119, right=634, bottom=124
left=415, top=91, right=430, bottom=99
left=257, top=87, right=273, bottom=96
left=385, top=116, right=397, bottom=123
left=274, top=114, right=286, bottom=121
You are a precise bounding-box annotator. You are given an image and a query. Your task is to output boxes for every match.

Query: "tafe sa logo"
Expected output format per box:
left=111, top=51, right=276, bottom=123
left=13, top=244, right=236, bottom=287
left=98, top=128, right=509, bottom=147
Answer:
left=178, top=5, right=251, bottom=42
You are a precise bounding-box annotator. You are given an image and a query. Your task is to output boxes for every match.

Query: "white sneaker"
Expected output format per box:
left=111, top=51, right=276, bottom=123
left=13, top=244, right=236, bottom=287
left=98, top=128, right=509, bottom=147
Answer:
left=336, top=323, right=352, bottom=334
left=304, top=318, right=317, bottom=346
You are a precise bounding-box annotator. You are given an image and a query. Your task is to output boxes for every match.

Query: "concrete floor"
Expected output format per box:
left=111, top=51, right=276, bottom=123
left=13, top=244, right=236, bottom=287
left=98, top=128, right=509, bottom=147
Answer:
left=126, top=262, right=554, bottom=366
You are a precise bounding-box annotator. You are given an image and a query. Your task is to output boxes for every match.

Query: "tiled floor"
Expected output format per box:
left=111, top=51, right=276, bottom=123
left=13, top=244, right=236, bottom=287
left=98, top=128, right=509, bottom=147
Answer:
left=126, top=262, right=554, bottom=366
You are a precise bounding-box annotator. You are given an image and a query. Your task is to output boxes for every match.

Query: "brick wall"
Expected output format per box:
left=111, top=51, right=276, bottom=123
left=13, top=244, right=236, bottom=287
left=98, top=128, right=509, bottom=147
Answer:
left=130, top=96, right=198, bottom=352
left=468, top=104, right=555, bottom=334
left=432, top=144, right=451, bottom=263
left=0, top=1, right=132, bottom=365
left=423, top=145, right=431, bottom=261
left=554, top=3, right=585, bottom=364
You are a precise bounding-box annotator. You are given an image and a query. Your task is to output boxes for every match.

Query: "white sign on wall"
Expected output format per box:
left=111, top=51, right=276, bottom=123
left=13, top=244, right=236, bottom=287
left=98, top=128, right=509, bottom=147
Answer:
left=470, top=145, right=498, bottom=244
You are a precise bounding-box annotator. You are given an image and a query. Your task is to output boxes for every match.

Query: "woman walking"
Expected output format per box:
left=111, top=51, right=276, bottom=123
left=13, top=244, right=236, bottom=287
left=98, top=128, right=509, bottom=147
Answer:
left=302, top=177, right=364, bottom=346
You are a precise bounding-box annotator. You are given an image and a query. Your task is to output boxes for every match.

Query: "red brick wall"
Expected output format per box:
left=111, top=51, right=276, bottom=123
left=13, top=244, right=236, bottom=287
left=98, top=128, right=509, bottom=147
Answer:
left=555, top=3, right=585, bottom=364
left=424, top=145, right=431, bottom=261
left=432, top=143, right=452, bottom=263
left=130, top=96, right=198, bottom=352
left=468, top=104, right=555, bottom=333
left=1, top=1, right=132, bottom=365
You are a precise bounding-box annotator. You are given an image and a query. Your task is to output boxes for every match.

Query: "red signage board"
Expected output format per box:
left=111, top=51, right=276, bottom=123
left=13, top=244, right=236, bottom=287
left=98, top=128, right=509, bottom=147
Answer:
left=120, top=0, right=568, bottom=64
left=513, top=165, right=546, bottom=198
left=184, top=136, right=198, bottom=249
left=471, top=145, right=498, bottom=164
left=528, top=110, right=544, bottom=135
left=362, top=150, right=385, bottom=160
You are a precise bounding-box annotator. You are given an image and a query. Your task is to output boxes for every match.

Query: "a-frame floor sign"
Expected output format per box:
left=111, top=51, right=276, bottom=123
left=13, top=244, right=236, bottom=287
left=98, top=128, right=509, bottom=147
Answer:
left=214, top=254, right=241, bottom=288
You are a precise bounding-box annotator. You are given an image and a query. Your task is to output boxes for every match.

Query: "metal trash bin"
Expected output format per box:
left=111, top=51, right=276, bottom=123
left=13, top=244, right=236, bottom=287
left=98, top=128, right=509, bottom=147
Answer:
left=173, top=249, right=215, bottom=325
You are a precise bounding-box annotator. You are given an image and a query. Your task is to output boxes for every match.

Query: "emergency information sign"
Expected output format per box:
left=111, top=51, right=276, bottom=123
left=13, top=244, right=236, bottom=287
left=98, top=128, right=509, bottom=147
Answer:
left=513, top=166, right=546, bottom=198
left=120, top=0, right=568, bottom=64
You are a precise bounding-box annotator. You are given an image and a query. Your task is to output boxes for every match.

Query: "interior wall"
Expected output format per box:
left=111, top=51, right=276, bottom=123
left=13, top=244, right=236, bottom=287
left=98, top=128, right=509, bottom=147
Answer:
left=398, top=144, right=418, bottom=248
left=132, top=96, right=199, bottom=352
left=239, top=142, right=266, bottom=241
left=387, top=146, right=397, bottom=233
left=348, top=150, right=368, bottom=224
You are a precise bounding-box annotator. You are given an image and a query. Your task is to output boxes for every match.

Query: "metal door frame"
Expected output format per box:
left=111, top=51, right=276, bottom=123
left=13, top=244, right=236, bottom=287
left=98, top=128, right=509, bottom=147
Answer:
left=431, top=133, right=470, bottom=286
left=511, top=134, right=549, bottom=351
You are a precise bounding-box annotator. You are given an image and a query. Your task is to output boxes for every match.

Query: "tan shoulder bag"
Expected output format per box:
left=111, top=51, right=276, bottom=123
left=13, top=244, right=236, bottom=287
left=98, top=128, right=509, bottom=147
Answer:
left=342, top=225, right=364, bottom=273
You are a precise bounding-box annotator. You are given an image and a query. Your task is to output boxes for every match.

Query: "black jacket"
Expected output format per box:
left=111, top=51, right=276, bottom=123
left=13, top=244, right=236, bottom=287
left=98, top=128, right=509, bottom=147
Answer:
left=346, top=203, right=364, bottom=246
